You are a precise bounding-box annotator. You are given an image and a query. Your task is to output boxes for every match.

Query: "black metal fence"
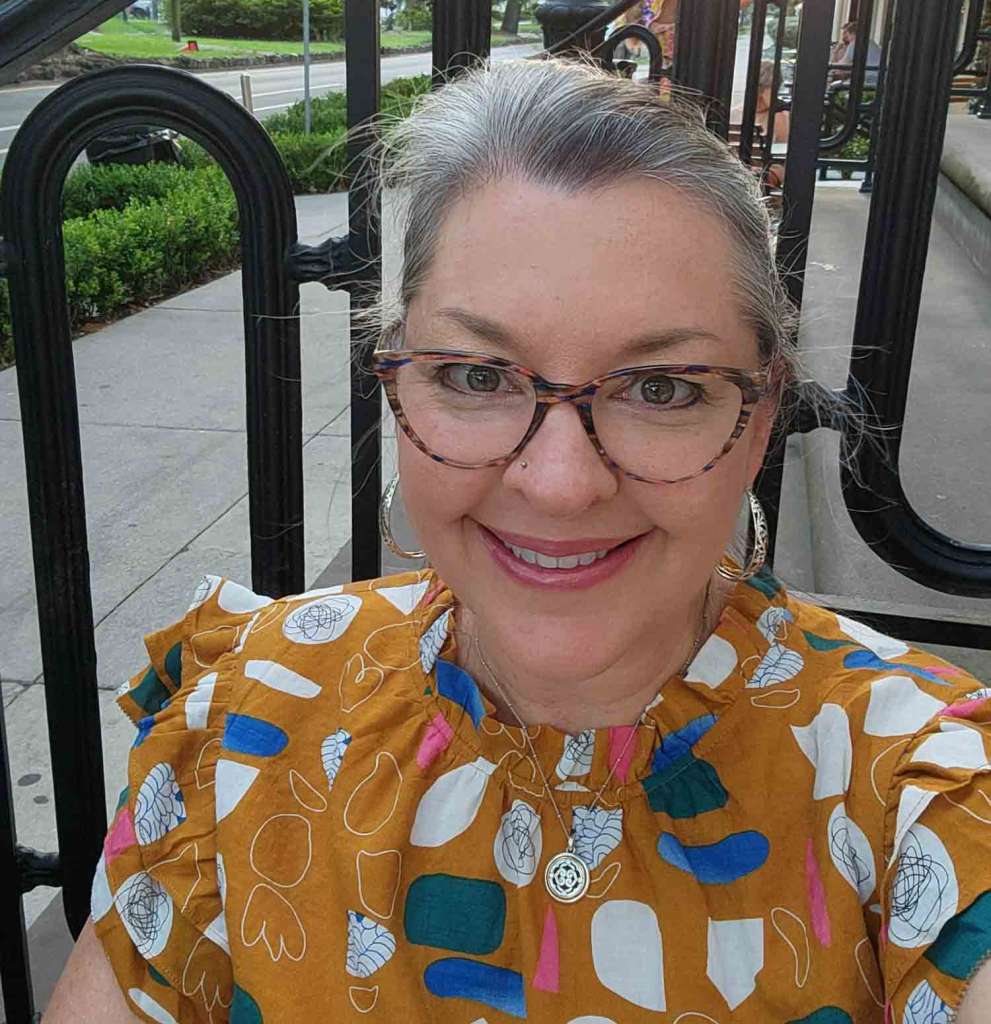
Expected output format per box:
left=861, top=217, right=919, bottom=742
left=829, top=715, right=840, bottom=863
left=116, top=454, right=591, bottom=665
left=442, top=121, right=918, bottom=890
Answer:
left=0, top=0, right=988, bottom=1019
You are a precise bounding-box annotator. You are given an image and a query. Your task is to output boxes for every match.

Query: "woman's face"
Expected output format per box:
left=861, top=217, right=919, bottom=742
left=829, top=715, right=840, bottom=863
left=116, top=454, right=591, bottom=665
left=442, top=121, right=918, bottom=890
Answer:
left=399, top=177, right=776, bottom=682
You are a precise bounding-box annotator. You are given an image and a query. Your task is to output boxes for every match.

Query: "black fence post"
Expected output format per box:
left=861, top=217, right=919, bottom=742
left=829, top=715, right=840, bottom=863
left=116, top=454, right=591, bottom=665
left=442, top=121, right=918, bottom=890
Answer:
left=433, top=0, right=492, bottom=83
left=673, top=0, right=739, bottom=138
left=535, top=1, right=613, bottom=55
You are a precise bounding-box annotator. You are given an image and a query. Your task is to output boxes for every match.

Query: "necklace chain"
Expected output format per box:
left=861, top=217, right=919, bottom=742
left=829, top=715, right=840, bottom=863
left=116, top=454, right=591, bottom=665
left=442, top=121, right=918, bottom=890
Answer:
left=472, top=580, right=712, bottom=854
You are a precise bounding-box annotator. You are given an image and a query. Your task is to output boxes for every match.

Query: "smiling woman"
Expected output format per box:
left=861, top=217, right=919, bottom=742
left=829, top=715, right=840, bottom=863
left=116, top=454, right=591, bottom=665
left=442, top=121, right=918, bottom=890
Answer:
left=45, top=58, right=991, bottom=1024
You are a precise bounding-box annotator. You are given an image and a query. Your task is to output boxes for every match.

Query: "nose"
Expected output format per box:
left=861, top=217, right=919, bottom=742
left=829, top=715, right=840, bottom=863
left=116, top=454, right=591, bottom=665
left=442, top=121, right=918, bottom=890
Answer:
left=503, top=402, right=619, bottom=516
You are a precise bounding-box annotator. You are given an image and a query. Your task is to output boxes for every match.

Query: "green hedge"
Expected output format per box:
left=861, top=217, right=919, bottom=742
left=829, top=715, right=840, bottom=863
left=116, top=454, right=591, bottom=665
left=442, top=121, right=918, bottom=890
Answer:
left=183, top=0, right=345, bottom=40
left=61, top=162, right=195, bottom=220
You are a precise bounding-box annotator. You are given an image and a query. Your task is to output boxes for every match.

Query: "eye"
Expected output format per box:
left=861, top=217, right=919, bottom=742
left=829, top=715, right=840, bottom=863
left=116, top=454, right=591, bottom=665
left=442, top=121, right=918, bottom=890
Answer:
left=441, top=364, right=511, bottom=394
left=631, top=373, right=701, bottom=408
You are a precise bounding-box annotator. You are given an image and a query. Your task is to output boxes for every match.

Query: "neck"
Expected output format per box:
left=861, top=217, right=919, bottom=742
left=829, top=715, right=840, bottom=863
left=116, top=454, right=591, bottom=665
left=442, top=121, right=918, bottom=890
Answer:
left=456, top=579, right=724, bottom=734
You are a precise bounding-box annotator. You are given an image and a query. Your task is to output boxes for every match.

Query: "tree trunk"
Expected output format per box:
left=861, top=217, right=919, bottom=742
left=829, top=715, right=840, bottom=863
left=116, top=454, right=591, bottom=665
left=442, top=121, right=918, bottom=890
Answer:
left=169, top=0, right=181, bottom=42
left=500, top=0, right=522, bottom=34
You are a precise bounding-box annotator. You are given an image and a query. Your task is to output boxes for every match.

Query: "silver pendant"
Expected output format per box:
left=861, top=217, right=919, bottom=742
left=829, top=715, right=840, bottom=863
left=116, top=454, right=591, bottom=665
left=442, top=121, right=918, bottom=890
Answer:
left=544, top=850, right=590, bottom=903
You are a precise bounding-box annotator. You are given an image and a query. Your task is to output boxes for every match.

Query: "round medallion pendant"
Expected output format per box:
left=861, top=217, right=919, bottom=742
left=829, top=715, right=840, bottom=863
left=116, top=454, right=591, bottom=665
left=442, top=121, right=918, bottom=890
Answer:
left=544, top=850, right=590, bottom=903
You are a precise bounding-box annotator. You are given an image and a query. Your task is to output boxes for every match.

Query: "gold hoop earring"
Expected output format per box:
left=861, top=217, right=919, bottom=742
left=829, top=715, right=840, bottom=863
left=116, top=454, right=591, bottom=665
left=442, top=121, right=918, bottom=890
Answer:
left=380, top=476, right=426, bottom=560
left=716, top=489, right=769, bottom=582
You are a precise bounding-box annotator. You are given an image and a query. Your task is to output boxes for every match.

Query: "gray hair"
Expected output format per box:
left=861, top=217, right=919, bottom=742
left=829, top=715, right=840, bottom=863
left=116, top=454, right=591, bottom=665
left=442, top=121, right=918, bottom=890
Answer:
left=377, top=57, right=799, bottom=393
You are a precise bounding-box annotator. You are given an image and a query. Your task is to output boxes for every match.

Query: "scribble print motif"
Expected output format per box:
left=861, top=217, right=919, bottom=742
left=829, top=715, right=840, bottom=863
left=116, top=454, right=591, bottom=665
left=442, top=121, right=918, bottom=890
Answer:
left=494, top=800, right=542, bottom=886
left=756, top=606, right=794, bottom=643
left=134, top=762, right=186, bottom=845
left=321, top=729, right=352, bottom=791
left=888, top=824, right=959, bottom=948
left=114, top=871, right=174, bottom=958
left=902, top=979, right=952, bottom=1024
left=283, top=594, right=362, bottom=645
left=419, top=609, right=450, bottom=674
left=346, top=911, right=396, bottom=978
left=572, top=806, right=623, bottom=870
left=827, top=803, right=876, bottom=904
left=747, top=644, right=805, bottom=689
left=555, top=730, right=595, bottom=779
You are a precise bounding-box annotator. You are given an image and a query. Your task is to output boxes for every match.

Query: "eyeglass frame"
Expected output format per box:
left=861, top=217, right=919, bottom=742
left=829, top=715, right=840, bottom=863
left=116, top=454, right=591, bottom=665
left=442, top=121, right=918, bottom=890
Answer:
left=371, top=347, right=770, bottom=485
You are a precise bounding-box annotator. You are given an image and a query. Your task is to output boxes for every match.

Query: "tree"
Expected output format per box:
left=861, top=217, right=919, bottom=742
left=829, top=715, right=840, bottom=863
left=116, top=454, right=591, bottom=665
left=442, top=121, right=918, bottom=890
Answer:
left=168, top=0, right=181, bottom=42
left=501, top=0, right=522, bottom=34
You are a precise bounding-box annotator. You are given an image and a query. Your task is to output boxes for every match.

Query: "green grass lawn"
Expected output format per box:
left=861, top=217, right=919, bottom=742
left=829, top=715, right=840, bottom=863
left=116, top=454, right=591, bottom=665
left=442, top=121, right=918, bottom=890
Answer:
left=78, top=16, right=539, bottom=61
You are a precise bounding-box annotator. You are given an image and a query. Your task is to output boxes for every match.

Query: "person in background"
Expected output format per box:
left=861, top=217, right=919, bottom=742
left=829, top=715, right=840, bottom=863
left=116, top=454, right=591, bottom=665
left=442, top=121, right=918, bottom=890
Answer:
left=831, top=18, right=882, bottom=86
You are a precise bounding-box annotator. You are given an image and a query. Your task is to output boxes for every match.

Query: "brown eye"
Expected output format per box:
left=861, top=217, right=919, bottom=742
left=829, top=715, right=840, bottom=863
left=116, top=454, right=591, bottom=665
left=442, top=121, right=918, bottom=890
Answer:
left=466, top=366, right=501, bottom=392
left=640, top=375, right=676, bottom=404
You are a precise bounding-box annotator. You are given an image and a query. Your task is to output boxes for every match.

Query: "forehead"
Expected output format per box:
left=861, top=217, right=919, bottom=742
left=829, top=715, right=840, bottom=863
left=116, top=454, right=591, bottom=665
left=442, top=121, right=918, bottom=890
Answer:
left=407, top=177, right=758, bottom=371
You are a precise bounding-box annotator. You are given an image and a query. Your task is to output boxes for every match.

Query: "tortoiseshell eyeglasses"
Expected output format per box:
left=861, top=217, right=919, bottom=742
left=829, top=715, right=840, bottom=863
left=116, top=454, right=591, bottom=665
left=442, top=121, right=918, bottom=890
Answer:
left=371, top=349, right=768, bottom=485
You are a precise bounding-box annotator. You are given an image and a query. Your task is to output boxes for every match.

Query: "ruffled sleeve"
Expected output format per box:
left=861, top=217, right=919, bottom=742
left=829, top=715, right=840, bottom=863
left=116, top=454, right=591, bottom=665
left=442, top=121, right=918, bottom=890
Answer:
left=879, top=688, right=991, bottom=1019
left=91, top=575, right=264, bottom=1024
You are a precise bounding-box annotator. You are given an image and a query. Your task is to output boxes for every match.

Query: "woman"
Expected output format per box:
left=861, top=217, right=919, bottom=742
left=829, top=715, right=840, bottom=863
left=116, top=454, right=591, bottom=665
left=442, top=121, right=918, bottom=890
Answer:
left=47, top=59, right=991, bottom=1022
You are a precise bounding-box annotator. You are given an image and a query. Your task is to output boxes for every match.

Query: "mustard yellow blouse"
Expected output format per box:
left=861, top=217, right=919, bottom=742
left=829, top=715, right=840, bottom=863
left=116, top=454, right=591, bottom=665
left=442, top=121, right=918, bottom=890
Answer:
left=93, top=568, right=991, bottom=1022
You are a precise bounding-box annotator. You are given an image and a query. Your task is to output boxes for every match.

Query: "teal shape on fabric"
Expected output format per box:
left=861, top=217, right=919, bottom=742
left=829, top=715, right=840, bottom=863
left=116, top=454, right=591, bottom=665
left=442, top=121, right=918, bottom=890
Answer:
left=651, top=714, right=718, bottom=773
left=803, top=630, right=854, bottom=652
left=424, top=958, right=525, bottom=1018
left=642, top=752, right=728, bottom=817
left=147, top=963, right=171, bottom=988
left=230, top=984, right=263, bottom=1024
left=405, top=874, right=506, bottom=954
left=658, top=829, right=769, bottom=883
left=164, top=642, right=182, bottom=687
left=746, top=566, right=782, bottom=599
left=130, top=665, right=172, bottom=715
left=115, top=786, right=130, bottom=813
left=843, top=648, right=951, bottom=687
left=435, top=660, right=485, bottom=729
left=787, top=1009, right=853, bottom=1024
left=925, top=889, right=991, bottom=979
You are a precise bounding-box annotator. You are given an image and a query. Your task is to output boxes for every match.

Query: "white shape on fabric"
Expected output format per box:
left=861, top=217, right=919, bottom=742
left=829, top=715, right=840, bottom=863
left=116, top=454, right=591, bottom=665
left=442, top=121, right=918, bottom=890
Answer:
left=214, top=758, right=260, bottom=822
left=827, top=802, right=877, bottom=904
left=90, top=852, right=113, bottom=922
left=965, top=687, right=991, bottom=701
left=684, top=634, right=738, bottom=688
left=293, top=584, right=344, bottom=599
left=204, top=910, right=230, bottom=955
left=376, top=580, right=430, bottom=615
left=901, top=978, right=952, bottom=1023
left=321, top=729, right=352, bottom=791
left=567, top=1019, right=618, bottom=1024
left=888, top=784, right=940, bottom=869
left=835, top=614, right=910, bottom=659
left=410, top=757, right=496, bottom=848
left=555, top=781, right=591, bottom=792
left=747, top=644, right=805, bottom=689
left=864, top=675, right=947, bottom=738
left=115, top=871, right=174, bottom=958
left=282, top=593, right=363, bottom=645
left=911, top=722, right=990, bottom=772
left=128, top=988, right=178, bottom=1024
left=706, top=917, right=764, bottom=1010
left=135, top=762, right=186, bottom=845
left=184, top=672, right=217, bottom=731
left=591, top=899, right=666, bottom=1012
left=790, top=703, right=852, bottom=799
left=419, top=609, right=451, bottom=674
left=217, top=580, right=273, bottom=614
left=216, top=850, right=228, bottom=908
left=493, top=800, right=543, bottom=887
left=245, top=659, right=321, bottom=699
left=346, top=910, right=397, bottom=978
left=756, top=606, right=794, bottom=643
left=555, top=730, right=595, bottom=779
left=887, top=823, right=959, bottom=949
left=187, top=574, right=222, bottom=612
left=572, top=806, right=623, bottom=870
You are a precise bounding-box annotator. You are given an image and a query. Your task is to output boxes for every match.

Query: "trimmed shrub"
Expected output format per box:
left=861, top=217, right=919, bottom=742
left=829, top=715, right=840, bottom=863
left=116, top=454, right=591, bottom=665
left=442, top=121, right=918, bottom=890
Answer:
left=61, top=162, right=194, bottom=220
left=275, top=129, right=349, bottom=193
left=183, top=0, right=345, bottom=40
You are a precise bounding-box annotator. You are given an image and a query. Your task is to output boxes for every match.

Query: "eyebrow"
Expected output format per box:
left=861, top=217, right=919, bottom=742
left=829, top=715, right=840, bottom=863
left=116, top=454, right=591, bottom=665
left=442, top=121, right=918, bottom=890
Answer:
left=435, top=307, right=726, bottom=360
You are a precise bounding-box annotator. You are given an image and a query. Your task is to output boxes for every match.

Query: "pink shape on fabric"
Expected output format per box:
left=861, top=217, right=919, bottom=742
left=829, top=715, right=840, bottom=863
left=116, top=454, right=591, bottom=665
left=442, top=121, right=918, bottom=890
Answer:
left=104, top=806, right=137, bottom=865
left=416, top=712, right=455, bottom=771
left=922, top=665, right=959, bottom=678
left=421, top=580, right=446, bottom=608
left=805, top=838, right=832, bottom=948
left=532, top=904, right=560, bottom=993
left=608, top=725, right=638, bottom=783
left=941, top=697, right=990, bottom=719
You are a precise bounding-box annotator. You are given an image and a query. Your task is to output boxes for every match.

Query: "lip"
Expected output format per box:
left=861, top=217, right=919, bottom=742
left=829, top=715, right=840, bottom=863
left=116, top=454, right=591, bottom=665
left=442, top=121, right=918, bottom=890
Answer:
left=477, top=523, right=650, bottom=591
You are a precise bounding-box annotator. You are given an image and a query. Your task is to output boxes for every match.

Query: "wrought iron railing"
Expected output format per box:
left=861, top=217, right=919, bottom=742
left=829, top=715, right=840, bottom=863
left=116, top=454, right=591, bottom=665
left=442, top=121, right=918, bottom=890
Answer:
left=0, top=1, right=988, bottom=1020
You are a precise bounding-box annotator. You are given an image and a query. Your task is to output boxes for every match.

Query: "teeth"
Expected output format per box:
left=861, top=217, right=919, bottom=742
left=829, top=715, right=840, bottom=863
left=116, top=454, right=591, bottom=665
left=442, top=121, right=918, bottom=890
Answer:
left=505, top=542, right=612, bottom=569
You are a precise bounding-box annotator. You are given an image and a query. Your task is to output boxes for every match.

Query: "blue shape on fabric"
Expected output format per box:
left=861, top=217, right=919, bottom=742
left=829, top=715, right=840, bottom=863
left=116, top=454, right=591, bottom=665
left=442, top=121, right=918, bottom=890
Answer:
left=424, top=958, right=526, bottom=1018
left=657, top=830, right=770, bottom=883
left=222, top=713, right=289, bottom=757
left=651, top=714, right=718, bottom=774
left=435, top=659, right=486, bottom=729
left=842, top=649, right=951, bottom=686
left=134, top=716, right=155, bottom=748
left=924, top=889, right=991, bottom=980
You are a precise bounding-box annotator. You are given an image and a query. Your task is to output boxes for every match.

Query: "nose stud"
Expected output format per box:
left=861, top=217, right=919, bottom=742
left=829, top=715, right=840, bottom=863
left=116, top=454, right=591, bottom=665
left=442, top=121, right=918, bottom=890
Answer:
left=520, top=460, right=528, bottom=470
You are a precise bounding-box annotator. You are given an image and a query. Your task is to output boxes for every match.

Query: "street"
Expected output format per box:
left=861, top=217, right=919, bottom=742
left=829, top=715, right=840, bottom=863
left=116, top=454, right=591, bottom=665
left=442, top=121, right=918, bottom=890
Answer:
left=0, top=42, right=541, bottom=160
